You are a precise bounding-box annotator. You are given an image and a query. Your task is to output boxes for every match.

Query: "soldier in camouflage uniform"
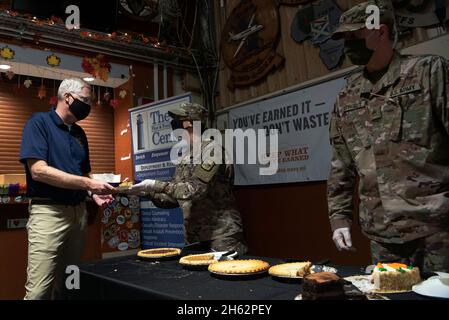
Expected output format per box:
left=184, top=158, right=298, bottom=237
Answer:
left=327, top=0, right=449, bottom=272
left=128, top=103, right=248, bottom=254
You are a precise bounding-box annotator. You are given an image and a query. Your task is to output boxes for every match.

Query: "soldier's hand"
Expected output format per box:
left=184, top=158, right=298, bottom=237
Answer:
left=127, top=179, right=156, bottom=195
left=332, top=227, right=356, bottom=252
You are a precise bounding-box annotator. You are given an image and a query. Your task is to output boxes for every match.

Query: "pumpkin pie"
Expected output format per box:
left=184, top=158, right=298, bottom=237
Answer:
left=208, top=259, right=270, bottom=274
left=179, top=253, right=218, bottom=266
left=269, top=261, right=313, bottom=278
left=137, top=248, right=181, bottom=259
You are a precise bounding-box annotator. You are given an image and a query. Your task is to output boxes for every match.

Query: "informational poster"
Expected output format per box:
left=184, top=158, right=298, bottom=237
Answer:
left=229, top=77, right=346, bottom=185
left=129, top=93, right=192, bottom=249
left=101, top=195, right=141, bottom=253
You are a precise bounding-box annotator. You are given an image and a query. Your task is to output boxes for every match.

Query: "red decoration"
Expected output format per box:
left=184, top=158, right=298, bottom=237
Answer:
left=110, top=99, right=119, bottom=109
left=38, top=84, right=46, bottom=99
left=82, top=54, right=111, bottom=82
left=49, top=96, right=58, bottom=105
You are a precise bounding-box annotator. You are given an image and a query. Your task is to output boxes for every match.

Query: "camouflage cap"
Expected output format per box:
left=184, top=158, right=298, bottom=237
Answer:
left=332, top=0, right=395, bottom=39
left=168, top=102, right=208, bottom=121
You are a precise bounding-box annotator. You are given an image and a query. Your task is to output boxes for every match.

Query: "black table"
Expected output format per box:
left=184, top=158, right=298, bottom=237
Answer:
left=73, top=255, right=432, bottom=300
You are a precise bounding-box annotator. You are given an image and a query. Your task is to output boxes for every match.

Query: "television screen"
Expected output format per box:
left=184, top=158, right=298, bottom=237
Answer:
left=11, top=0, right=118, bottom=33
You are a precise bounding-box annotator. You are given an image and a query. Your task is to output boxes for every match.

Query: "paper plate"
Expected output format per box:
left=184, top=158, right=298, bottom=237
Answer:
left=412, top=275, right=449, bottom=299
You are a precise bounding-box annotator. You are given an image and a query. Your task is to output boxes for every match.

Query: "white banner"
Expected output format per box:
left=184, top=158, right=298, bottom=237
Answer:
left=229, top=77, right=346, bottom=185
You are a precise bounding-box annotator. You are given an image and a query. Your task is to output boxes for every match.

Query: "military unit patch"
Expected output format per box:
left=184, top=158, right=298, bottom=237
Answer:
left=291, top=0, right=344, bottom=70
left=194, top=159, right=219, bottom=183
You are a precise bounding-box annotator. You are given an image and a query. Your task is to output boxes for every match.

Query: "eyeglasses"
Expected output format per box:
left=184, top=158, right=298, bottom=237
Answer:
left=69, top=93, right=91, bottom=105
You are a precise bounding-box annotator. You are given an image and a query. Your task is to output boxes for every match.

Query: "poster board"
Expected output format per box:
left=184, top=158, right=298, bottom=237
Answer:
left=129, top=93, right=192, bottom=249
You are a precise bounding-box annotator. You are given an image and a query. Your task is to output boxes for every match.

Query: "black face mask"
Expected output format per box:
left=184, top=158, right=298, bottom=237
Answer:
left=69, top=98, right=91, bottom=121
left=170, top=119, right=183, bottom=130
left=344, top=39, right=374, bottom=66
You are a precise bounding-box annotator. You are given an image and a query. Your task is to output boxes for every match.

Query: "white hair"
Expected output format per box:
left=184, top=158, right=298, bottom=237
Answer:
left=57, top=78, right=90, bottom=100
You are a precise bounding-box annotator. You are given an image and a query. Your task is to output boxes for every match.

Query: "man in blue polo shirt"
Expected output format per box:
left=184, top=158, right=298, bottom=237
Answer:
left=20, top=77, right=116, bottom=300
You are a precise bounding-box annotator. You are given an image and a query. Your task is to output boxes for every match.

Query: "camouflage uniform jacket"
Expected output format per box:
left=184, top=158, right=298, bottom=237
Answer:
left=328, top=51, right=449, bottom=244
left=149, top=139, right=244, bottom=243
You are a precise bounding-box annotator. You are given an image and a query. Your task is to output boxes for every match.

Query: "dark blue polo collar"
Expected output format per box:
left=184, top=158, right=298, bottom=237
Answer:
left=49, top=107, right=65, bottom=126
left=49, top=107, right=77, bottom=132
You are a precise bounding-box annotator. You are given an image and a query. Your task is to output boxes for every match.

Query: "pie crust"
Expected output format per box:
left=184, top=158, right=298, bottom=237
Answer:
left=137, top=248, right=181, bottom=258
left=208, top=259, right=270, bottom=274
left=269, top=261, right=313, bottom=278
left=179, top=253, right=218, bottom=266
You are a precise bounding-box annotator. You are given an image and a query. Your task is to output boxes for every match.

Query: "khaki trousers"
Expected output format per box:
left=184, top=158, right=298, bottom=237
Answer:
left=24, top=203, right=88, bottom=300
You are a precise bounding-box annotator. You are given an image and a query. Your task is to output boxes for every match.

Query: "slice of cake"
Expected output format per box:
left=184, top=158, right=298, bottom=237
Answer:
left=371, top=262, right=421, bottom=292
left=302, top=272, right=346, bottom=300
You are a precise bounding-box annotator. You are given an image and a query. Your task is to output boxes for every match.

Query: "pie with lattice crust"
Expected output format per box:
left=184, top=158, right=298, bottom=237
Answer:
left=269, top=261, right=313, bottom=278
left=137, top=248, right=181, bottom=259
left=179, top=253, right=218, bottom=266
left=208, top=259, right=270, bottom=274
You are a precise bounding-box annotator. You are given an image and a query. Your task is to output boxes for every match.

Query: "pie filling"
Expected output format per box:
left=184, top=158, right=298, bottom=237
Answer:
left=208, top=259, right=270, bottom=274
left=138, top=248, right=181, bottom=257
left=269, top=261, right=313, bottom=278
left=179, top=253, right=217, bottom=265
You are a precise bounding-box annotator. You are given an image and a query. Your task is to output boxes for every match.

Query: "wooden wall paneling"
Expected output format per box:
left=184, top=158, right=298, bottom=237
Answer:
left=0, top=83, right=49, bottom=174
left=279, top=5, right=302, bottom=86
left=78, top=100, right=115, bottom=174
left=113, top=75, right=134, bottom=183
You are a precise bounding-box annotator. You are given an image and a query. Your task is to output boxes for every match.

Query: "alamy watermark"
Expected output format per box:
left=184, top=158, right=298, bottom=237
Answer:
left=65, top=5, right=80, bottom=30
left=365, top=5, right=380, bottom=30
left=169, top=122, right=279, bottom=176
left=65, top=265, right=80, bottom=290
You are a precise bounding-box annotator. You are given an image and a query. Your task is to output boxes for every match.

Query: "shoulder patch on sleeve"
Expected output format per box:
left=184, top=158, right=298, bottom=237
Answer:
left=330, top=116, right=339, bottom=139
left=193, top=159, right=219, bottom=183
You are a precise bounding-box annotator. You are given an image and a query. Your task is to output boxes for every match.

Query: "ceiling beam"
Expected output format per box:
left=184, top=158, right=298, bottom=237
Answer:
left=0, top=13, right=199, bottom=71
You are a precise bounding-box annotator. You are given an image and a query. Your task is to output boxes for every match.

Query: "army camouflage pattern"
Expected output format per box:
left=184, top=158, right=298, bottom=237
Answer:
left=370, top=231, right=449, bottom=272
left=168, top=102, right=208, bottom=122
left=328, top=51, right=449, bottom=245
left=332, top=0, right=395, bottom=38
left=150, top=139, right=247, bottom=254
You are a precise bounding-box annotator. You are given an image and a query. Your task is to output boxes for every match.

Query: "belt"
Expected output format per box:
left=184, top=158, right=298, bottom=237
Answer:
left=30, top=198, right=82, bottom=206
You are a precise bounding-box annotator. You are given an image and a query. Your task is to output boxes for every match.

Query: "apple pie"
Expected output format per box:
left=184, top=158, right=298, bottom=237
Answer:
left=117, top=182, right=133, bottom=193
left=179, top=253, right=218, bottom=266
left=208, top=259, right=270, bottom=274
left=269, top=261, right=313, bottom=278
left=137, top=248, right=181, bottom=259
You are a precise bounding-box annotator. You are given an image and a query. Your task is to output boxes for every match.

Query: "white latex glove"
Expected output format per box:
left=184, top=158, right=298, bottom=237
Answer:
left=332, top=227, right=355, bottom=251
left=127, top=179, right=156, bottom=195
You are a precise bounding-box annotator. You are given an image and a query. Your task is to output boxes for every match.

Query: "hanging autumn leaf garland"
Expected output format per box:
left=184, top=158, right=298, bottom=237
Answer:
left=81, top=54, right=111, bottom=82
